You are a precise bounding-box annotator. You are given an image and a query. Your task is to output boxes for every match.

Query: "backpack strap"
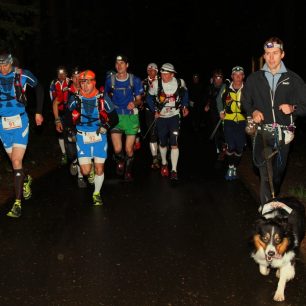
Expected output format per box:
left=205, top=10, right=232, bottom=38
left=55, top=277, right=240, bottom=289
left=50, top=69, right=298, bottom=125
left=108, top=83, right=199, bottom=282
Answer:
left=14, top=67, right=27, bottom=105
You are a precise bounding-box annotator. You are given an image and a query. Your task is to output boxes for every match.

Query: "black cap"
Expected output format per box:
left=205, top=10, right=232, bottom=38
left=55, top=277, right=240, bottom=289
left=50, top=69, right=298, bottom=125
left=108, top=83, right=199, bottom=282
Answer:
left=116, top=54, right=128, bottom=63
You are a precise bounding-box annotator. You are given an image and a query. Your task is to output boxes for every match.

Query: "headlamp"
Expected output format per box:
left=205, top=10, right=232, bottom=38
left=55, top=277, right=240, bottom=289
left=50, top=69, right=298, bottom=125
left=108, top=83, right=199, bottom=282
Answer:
left=264, top=42, right=283, bottom=50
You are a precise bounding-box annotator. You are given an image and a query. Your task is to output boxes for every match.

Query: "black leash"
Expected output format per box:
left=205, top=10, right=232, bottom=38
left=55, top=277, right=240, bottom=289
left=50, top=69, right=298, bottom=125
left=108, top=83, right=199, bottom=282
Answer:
left=261, top=129, right=278, bottom=199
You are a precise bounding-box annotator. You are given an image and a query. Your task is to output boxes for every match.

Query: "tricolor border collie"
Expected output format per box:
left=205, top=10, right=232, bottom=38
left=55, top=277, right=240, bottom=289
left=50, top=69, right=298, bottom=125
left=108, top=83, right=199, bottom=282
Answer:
left=250, top=197, right=305, bottom=302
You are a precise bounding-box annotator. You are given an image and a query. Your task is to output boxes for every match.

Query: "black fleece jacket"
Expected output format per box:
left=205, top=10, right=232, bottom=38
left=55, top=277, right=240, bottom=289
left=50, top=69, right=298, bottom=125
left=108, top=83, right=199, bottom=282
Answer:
left=241, top=69, right=306, bottom=126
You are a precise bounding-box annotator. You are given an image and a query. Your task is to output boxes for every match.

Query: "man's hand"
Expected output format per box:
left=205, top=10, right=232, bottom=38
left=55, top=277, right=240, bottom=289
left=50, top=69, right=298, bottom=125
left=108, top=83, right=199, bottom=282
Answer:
left=127, top=101, right=136, bottom=110
left=219, top=111, right=225, bottom=120
left=279, top=104, right=295, bottom=114
left=252, top=110, right=264, bottom=123
left=56, top=122, right=63, bottom=133
left=35, top=113, right=44, bottom=126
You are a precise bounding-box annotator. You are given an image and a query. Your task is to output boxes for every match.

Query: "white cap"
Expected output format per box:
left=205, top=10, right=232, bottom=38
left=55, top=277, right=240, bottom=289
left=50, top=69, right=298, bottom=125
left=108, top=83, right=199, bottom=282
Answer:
left=147, top=63, right=158, bottom=71
left=160, top=63, right=176, bottom=73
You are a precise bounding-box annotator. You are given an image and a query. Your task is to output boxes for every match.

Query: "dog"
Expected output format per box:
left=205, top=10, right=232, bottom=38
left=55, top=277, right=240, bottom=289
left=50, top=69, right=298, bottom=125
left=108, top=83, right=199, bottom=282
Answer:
left=250, top=196, right=305, bottom=302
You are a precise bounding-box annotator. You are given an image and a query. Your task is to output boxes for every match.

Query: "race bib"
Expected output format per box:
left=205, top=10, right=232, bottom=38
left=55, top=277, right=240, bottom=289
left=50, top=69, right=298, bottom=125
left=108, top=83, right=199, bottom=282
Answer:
left=2, top=115, right=22, bottom=130
left=83, top=132, right=102, bottom=144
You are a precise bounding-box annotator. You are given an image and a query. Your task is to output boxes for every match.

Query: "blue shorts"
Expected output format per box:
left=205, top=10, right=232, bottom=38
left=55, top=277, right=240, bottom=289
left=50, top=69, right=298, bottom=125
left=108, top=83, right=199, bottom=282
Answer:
left=76, top=131, right=108, bottom=161
left=156, top=115, right=180, bottom=147
left=0, top=113, right=29, bottom=152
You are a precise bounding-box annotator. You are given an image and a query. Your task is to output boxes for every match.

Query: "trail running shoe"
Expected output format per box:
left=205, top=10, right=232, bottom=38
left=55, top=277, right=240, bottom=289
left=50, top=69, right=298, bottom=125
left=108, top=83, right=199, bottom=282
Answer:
left=232, top=167, right=238, bottom=180
left=77, top=177, right=87, bottom=188
left=116, top=160, right=125, bottom=176
left=170, top=170, right=178, bottom=181
left=61, top=153, right=68, bottom=165
left=124, top=171, right=133, bottom=182
left=160, top=164, right=169, bottom=177
left=23, top=175, right=32, bottom=200
left=88, top=167, right=95, bottom=185
left=93, top=192, right=103, bottom=206
left=225, top=167, right=234, bottom=181
left=151, top=157, right=160, bottom=169
left=70, top=160, right=78, bottom=176
left=7, top=199, right=22, bottom=218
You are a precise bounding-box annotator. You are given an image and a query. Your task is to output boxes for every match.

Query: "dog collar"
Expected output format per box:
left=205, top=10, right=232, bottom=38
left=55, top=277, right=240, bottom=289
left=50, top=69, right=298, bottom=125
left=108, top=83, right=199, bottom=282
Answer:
left=262, top=201, right=293, bottom=216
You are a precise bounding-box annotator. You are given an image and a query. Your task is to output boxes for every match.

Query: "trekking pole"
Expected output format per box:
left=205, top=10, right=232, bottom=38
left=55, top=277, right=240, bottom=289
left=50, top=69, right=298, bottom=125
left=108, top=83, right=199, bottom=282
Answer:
left=143, top=117, right=157, bottom=140
left=209, top=118, right=222, bottom=141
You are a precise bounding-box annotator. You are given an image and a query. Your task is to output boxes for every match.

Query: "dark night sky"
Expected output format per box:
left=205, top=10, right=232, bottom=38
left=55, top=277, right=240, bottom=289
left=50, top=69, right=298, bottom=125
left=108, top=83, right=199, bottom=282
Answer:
left=17, top=0, right=306, bottom=86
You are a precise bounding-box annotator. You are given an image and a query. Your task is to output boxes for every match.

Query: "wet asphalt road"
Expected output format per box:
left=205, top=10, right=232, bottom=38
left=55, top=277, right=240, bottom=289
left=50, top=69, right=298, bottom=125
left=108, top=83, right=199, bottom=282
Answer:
left=0, top=123, right=306, bottom=306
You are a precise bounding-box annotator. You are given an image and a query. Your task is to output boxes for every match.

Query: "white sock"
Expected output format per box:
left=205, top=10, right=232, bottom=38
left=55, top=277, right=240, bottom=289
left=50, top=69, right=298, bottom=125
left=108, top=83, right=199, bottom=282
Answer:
left=94, top=174, right=104, bottom=194
left=171, top=148, right=179, bottom=172
left=159, top=146, right=168, bottom=165
left=58, top=138, right=66, bottom=154
left=150, top=142, right=158, bottom=157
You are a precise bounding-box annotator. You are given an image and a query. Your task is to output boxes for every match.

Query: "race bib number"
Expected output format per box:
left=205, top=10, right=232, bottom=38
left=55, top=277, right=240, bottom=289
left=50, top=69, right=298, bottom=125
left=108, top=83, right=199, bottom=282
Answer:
left=83, top=132, right=102, bottom=144
left=2, top=115, right=22, bottom=130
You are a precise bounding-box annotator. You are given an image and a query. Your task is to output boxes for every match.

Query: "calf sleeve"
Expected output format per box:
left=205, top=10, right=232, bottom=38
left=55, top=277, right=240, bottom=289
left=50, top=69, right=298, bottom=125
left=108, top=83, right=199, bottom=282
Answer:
left=14, top=169, right=25, bottom=200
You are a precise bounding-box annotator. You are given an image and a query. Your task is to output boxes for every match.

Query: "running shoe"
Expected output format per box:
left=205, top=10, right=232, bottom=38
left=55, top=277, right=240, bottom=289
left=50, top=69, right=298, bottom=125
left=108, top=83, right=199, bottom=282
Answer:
left=225, top=167, right=234, bottom=181
left=170, top=170, right=178, bottom=181
left=23, top=175, right=32, bottom=200
left=70, top=160, right=78, bottom=176
left=124, top=171, right=133, bottom=182
left=116, top=160, right=125, bottom=176
left=151, top=157, right=160, bottom=169
left=7, top=199, right=22, bottom=218
left=60, top=153, right=68, bottom=165
left=77, top=177, right=87, bottom=188
left=160, top=164, right=169, bottom=177
left=93, top=192, right=103, bottom=206
left=88, top=167, right=95, bottom=185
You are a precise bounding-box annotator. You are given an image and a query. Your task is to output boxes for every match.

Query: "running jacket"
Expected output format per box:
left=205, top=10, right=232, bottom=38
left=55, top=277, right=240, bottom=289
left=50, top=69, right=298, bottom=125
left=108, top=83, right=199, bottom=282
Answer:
left=242, top=69, right=306, bottom=126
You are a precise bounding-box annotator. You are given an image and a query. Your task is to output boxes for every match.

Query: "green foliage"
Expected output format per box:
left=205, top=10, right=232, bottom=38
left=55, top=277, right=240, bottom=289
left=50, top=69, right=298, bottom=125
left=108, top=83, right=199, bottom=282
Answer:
left=0, top=1, right=39, bottom=50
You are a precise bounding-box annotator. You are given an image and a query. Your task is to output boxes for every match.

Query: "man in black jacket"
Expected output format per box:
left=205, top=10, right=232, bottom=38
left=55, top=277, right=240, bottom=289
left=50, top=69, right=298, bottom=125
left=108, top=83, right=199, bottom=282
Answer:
left=242, top=37, right=306, bottom=206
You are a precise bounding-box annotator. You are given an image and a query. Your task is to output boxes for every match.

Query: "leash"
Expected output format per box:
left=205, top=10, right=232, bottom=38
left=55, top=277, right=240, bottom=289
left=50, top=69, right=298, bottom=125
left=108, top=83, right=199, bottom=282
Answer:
left=261, top=129, right=277, bottom=199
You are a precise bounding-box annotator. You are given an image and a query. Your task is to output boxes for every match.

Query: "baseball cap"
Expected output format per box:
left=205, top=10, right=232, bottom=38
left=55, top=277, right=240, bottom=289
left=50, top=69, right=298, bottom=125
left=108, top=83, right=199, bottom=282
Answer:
left=116, top=54, right=128, bottom=63
left=79, top=70, right=96, bottom=81
left=232, top=66, right=244, bottom=73
left=0, top=53, right=13, bottom=65
left=147, top=63, right=158, bottom=71
left=160, top=63, right=176, bottom=74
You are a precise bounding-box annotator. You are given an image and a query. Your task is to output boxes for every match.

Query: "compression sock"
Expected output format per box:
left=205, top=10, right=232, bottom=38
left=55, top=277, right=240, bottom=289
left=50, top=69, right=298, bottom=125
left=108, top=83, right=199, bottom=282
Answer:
left=58, top=138, right=66, bottom=154
left=170, top=148, right=179, bottom=172
left=94, top=173, right=104, bottom=193
left=14, top=169, right=25, bottom=200
left=159, top=146, right=168, bottom=165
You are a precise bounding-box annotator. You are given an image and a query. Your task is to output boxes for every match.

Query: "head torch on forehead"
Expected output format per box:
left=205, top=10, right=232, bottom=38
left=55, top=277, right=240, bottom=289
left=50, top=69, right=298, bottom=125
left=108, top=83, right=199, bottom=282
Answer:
left=214, top=74, right=223, bottom=79
left=264, top=42, right=283, bottom=50
left=232, top=66, right=244, bottom=73
left=0, top=54, right=13, bottom=65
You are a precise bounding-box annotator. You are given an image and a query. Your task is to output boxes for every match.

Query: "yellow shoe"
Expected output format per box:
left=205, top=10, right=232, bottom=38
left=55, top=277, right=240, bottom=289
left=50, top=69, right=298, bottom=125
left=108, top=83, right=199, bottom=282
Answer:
left=23, top=175, right=32, bottom=200
left=88, top=167, right=95, bottom=185
left=93, top=192, right=103, bottom=206
left=7, top=199, right=22, bottom=218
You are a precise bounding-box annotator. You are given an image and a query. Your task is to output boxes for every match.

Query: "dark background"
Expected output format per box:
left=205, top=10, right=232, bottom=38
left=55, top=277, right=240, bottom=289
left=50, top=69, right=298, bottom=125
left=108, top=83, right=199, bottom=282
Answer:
left=1, top=0, right=305, bottom=88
